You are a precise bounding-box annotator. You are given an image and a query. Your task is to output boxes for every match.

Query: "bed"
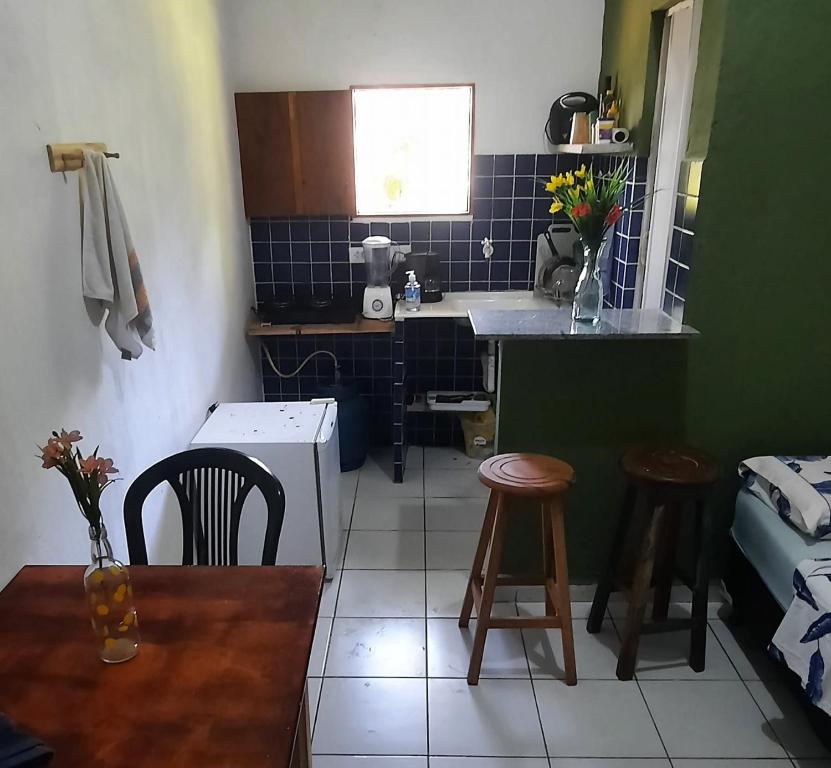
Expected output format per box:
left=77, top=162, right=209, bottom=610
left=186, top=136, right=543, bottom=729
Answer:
left=731, top=488, right=831, bottom=610
left=727, top=486, right=831, bottom=746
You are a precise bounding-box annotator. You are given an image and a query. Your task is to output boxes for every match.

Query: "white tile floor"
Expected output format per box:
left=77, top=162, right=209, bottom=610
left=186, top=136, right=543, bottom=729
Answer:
left=309, top=447, right=830, bottom=767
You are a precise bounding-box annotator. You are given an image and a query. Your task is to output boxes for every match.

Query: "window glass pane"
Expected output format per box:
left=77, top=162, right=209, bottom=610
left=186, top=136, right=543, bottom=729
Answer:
left=352, top=85, right=473, bottom=216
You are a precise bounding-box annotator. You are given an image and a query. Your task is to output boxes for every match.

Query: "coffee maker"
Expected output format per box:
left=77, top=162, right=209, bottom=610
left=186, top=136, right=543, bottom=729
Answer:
left=362, top=236, right=395, bottom=319
left=392, top=251, right=443, bottom=303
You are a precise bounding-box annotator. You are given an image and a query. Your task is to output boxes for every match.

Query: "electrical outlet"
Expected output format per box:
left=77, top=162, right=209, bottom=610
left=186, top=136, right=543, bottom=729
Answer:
left=349, top=243, right=411, bottom=263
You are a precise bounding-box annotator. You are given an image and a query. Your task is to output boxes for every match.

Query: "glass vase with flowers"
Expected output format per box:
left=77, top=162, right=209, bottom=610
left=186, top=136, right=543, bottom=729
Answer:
left=545, top=163, right=628, bottom=323
left=38, top=429, right=140, bottom=663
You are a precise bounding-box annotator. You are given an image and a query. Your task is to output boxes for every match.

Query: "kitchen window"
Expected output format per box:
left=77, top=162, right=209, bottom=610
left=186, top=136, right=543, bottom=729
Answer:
left=351, top=84, right=474, bottom=217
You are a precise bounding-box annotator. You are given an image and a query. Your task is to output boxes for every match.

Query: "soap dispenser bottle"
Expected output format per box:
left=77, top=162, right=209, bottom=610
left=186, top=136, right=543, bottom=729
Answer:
left=404, top=270, right=421, bottom=312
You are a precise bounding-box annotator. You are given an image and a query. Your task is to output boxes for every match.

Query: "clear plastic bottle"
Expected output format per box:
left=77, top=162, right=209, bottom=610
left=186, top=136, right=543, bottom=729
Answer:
left=404, top=270, right=421, bottom=312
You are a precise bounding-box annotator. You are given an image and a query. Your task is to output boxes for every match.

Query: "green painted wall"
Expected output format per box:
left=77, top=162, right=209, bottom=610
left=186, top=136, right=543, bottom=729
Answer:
left=599, top=0, right=727, bottom=156
left=497, top=341, right=688, bottom=579
left=499, top=0, right=831, bottom=581
left=683, top=0, right=831, bottom=529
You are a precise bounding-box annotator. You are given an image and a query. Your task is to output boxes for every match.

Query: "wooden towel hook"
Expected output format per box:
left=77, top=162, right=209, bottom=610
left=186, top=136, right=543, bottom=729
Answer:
left=46, top=143, right=120, bottom=173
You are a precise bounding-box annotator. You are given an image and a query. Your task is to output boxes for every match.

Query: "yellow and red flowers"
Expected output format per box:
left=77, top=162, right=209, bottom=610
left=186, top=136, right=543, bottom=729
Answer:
left=542, top=162, right=628, bottom=247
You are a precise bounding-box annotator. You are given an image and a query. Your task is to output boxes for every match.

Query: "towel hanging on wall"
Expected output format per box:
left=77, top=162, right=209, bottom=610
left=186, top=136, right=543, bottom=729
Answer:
left=79, top=150, right=154, bottom=360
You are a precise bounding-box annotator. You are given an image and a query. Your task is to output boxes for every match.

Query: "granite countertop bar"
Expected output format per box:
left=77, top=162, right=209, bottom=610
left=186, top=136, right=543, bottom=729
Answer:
left=468, top=308, right=699, bottom=340
left=393, top=290, right=553, bottom=320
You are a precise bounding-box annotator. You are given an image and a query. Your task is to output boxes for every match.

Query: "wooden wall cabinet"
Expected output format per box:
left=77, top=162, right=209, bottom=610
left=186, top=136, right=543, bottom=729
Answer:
left=235, top=90, right=356, bottom=218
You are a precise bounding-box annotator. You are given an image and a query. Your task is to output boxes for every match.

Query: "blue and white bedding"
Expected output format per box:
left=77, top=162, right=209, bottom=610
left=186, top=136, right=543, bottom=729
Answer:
left=735, top=455, right=831, bottom=715
left=730, top=488, right=831, bottom=609
left=771, top=559, right=831, bottom=716
left=739, top=455, right=831, bottom=539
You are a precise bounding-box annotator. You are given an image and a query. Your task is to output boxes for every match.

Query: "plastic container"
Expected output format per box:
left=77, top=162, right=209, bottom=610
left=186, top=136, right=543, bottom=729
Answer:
left=318, top=381, right=368, bottom=471
left=459, top=407, right=496, bottom=460
left=404, top=270, right=421, bottom=312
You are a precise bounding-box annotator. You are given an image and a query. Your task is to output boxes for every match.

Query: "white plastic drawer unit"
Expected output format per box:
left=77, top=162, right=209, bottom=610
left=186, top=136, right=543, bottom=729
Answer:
left=191, top=401, right=342, bottom=578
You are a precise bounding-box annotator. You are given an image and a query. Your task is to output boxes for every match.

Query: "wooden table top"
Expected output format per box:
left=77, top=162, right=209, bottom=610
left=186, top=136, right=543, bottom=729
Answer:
left=0, top=565, right=322, bottom=767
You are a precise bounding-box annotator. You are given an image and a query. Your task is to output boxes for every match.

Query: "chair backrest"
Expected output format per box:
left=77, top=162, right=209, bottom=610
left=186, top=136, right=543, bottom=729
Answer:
left=124, top=447, right=285, bottom=566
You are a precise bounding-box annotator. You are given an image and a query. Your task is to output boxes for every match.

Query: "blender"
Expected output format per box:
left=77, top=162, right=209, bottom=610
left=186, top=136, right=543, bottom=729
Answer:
left=362, top=236, right=395, bottom=319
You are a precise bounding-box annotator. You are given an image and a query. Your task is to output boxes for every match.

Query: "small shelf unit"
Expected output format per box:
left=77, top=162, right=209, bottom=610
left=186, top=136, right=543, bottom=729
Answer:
left=550, top=143, right=634, bottom=155
left=247, top=315, right=394, bottom=337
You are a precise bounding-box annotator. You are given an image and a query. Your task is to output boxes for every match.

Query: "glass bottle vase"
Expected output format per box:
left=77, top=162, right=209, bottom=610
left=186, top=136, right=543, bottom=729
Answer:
left=571, top=237, right=609, bottom=324
left=83, top=524, right=140, bottom=663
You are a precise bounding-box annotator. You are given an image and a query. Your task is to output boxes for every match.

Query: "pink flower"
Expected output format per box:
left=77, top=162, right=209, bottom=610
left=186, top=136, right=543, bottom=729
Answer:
left=79, top=456, right=99, bottom=474
left=96, top=458, right=119, bottom=487
left=39, top=438, right=65, bottom=469
left=98, top=457, right=118, bottom=476
left=58, top=429, right=82, bottom=448
left=80, top=456, right=118, bottom=486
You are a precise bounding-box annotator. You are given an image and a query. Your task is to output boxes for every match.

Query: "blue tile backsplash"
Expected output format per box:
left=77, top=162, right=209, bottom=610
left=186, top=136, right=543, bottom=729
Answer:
left=252, top=153, right=648, bottom=447
left=262, top=332, right=393, bottom=445
left=600, top=155, right=648, bottom=310
left=663, top=159, right=700, bottom=319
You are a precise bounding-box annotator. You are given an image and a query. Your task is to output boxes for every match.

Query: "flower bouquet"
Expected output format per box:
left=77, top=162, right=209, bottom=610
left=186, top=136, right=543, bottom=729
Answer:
left=545, top=163, right=628, bottom=323
left=38, top=429, right=140, bottom=663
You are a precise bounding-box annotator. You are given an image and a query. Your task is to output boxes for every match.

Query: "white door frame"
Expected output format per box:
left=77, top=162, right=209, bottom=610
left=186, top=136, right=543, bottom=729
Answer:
left=639, top=0, right=702, bottom=310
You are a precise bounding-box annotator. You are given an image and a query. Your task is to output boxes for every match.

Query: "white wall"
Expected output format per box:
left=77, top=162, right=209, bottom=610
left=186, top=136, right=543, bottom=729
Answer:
left=0, top=0, right=260, bottom=587
left=223, top=0, right=605, bottom=154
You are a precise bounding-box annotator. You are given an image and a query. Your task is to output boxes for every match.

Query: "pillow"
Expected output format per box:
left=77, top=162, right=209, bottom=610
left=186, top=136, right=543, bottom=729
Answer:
left=739, top=455, right=831, bottom=540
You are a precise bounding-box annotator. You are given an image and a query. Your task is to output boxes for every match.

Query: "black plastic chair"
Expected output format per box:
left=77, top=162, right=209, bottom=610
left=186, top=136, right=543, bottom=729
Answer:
left=124, top=447, right=285, bottom=566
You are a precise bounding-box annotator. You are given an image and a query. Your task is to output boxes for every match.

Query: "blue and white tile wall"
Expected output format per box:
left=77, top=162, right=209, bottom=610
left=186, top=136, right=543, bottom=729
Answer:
left=404, top=319, right=483, bottom=443
left=262, top=333, right=393, bottom=446
left=600, top=155, right=648, bottom=309
left=252, top=153, right=647, bottom=448
left=663, top=159, right=700, bottom=319
left=252, top=153, right=596, bottom=303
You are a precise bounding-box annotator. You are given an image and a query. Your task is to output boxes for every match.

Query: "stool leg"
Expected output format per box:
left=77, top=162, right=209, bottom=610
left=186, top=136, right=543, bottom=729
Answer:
left=459, top=491, right=499, bottom=628
left=467, top=493, right=506, bottom=685
left=588, top=482, right=637, bottom=634
left=689, top=499, right=710, bottom=672
left=651, top=504, right=681, bottom=621
left=617, top=502, right=665, bottom=681
left=542, top=502, right=555, bottom=616
left=550, top=497, right=576, bottom=686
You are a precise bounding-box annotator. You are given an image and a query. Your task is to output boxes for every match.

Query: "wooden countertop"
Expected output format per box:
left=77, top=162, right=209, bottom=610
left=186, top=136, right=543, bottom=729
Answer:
left=247, top=314, right=394, bottom=336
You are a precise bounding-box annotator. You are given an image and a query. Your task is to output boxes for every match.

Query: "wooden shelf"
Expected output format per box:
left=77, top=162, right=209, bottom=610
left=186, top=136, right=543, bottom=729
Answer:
left=550, top=143, right=634, bottom=155
left=247, top=314, right=394, bottom=337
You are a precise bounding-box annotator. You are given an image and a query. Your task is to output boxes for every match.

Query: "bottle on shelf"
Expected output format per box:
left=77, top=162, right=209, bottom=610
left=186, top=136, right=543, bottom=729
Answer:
left=599, top=75, right=615, bottom=120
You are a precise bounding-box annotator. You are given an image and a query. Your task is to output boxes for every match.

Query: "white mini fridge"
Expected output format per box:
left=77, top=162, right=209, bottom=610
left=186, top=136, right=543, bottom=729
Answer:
left=191, top=401, right=342, bottom=577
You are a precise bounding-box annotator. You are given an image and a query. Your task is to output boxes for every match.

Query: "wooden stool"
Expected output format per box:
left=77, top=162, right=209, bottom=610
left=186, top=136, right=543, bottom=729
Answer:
left=459, top=452, right=576, bottom=685
left=587, top=444, right=718, bottom=681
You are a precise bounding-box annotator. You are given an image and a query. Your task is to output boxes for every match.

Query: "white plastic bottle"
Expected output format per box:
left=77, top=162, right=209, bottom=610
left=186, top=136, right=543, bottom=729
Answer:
left=404, top=270, right=421, bottom=312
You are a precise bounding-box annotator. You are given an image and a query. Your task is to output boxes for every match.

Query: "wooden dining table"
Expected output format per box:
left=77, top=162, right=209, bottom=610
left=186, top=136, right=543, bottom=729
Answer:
left=0, top=565, right=322, bottom=767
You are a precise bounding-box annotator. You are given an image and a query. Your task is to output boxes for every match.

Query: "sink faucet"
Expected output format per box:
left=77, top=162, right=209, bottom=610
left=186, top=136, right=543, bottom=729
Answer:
left=481, top=237, right=494, bottom=260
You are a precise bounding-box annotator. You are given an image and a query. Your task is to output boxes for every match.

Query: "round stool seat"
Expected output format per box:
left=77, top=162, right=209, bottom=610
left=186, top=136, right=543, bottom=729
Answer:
left=621, top=445, right=718, bottom=486
left=478, top=453, right=574, bottom=497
